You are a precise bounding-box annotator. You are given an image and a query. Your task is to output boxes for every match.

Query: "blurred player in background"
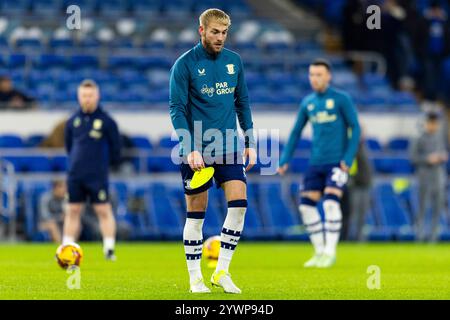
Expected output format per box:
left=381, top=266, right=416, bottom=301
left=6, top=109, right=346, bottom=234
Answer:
left=38, top=180, right=66, bottom=243
left=169, top=8, right=256, bottom=293
left=410, top=111, right=448, bottom=242
left=62, top=80, right=121, bottom=260
left=278, top=59, right=360, bottom=268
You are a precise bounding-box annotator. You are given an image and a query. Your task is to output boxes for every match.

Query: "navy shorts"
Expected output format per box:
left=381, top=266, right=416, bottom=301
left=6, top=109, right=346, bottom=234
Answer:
left=180, top=153, right=247, bottom=195
left=302, top=163, right=348, bottom=192
left=67, top=178, right=109, bottom=204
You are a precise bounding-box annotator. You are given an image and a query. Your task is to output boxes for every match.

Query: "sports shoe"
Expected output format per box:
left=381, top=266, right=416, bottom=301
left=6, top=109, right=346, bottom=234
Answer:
left=105, top=249, right=117, bottom=261
left=303, top=254, right=322, bottom=268
left=211, top=270, right=241, bottom=294
left=189, top=278, right=211, bottom=293
left=316, top=254, right=336, bottom=268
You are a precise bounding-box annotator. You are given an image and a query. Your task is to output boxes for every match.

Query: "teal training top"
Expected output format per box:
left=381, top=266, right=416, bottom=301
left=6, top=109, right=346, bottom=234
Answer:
left=169, top=42, right=255, bottom=157
left=279, top=86, right=361, bottom=168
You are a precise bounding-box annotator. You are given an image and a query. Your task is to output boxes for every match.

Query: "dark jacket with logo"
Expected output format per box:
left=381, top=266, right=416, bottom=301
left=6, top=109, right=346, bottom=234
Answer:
left=64, top=106, right=121, bottom=181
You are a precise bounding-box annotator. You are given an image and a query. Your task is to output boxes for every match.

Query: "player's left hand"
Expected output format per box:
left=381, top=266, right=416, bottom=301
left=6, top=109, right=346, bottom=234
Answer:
left=243, top=148, right=257, bottom=172
left=340, top=161, right=349, bottom=172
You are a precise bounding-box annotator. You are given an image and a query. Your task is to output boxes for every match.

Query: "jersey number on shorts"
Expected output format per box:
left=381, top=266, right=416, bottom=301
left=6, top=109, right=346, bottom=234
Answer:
left=331, top=167, right=348, bottom=187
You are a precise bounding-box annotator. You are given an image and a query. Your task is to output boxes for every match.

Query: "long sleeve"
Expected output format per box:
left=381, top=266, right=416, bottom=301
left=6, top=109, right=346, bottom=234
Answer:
left=410, top=136, right=428, bottom=166
left=341, top=94, right=361, bottom=167
left=64, top=119, right=72, bottom=154
left=234, top=57, right=255, bottom=148
left=279, top=103, right=308, bottom=166
left=169, top=58, right=195, bottom=153
left=106, top=118, right=122, bottom=166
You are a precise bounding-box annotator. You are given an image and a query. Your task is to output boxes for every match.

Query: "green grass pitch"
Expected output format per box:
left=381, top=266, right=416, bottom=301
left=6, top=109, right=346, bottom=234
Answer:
left=0, top=242, right=449, bottom=300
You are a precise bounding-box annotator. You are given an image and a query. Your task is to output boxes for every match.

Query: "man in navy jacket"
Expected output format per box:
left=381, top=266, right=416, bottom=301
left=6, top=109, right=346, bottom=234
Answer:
left=63, top=79, right=121, bottom=261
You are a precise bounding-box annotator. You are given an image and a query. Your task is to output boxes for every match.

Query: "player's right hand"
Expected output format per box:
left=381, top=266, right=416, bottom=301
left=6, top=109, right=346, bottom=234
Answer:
left=187, top=150, right=205, bottom=171
left=277, top=164, right=288, bottom=175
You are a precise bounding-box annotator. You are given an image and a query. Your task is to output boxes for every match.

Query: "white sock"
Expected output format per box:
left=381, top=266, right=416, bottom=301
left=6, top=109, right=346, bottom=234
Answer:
left=184, top=212, right=205, bottom=284
left=62, top=235, right=75, bottom=245
left=216, top=200, right=247, bottom=273
left=103, top=237, right=115, bottom=254
left=299, top=204, right=324, bottom=255
left=322, top=196, right=342, bottom=256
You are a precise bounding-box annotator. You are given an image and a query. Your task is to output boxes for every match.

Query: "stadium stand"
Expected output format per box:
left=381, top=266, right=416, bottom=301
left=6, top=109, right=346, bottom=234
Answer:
left=1, top=0, right=449, bottom=243
left=0, top=0, right=422, bottom=111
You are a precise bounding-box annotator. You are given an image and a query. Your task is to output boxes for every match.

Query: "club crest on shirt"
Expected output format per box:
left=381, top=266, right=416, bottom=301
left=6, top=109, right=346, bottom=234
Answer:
left=184, top=179, right=193, bottom=190
left=226, top=64, right=235, bottom=75
left=326, top=99, right=335, bottom=109
left=93, top=119, right=103, bottom=130
left=98, top=190, right=107, bottom=201
left=307, top=104, right=315, bottom=111
left=73, top=117, right=81, bottom=128
left=89, top=130, right=102, bottom=139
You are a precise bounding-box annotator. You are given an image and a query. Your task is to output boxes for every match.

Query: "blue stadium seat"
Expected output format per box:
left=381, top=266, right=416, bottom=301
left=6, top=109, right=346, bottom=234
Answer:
left=263, top=42, right=291, bottom=53
left=0, top=37, right=7, bottom=51
left=147, top=155, right=178, bottom=172
left=245, top=72, right=267, bottom=89
left=7, top=54, right=27, bottom=69
left=147, top=183, right=183, bottom=239
left=0, top=135, right=24, bottom=148
left=130, top=136, right=153, bottom=150
left=158, top=136, right=179, bottom=149
left=387, top=91, right=417, bottom=107
left=51, top=156, right=68, bottom=172
left=365, top=138, right=382, bottom=151
left=387, top=137, right=410, bottom=151
left=107, top=56, right=137, bottom=70
left=131, top=0, right=161, bottom=16
left=24, top=156, right=52, bottom=172
left=293, top=40, right=322, bottom=54
left=33, top=54, right=67, bottom=70
left=164, top=1, right=192, bottom=18
left=373, top=157, right=413, bottom=174
left=98, top=0, right=129, bottom=16
left=374, top=183, right=415, bottom=240
left=23, top=182, right=51, bottom=239
left=0, top=0, right=29, bottom=15
left=31, top=0, right=61, bottom=15
left=142, top=57, right=173, bottom=70
left=63, top=0, right=96, bottom=15
left=25, top=134, right=45, bottom=147
left=69, top=55, right=99, bottom=69
left=1, top=156, right=23, bottom=172
left=15, top=39, right=43, bottom=51
left=362, top=73, right=389, bottom=87
left=356, top=93, right=387, bottom=107
left=49, top=38, right=75, bottom=50
left=266, top=72, right=297, bottom=89
left=258, top=183, right=299, bottom=239
left=243, top=183, right=268, bottom=239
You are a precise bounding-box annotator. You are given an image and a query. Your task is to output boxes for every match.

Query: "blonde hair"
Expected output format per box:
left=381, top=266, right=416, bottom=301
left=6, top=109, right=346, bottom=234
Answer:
left=78, top=79, right=98, bottom=89
left=199, top=8, right=231, bottom=28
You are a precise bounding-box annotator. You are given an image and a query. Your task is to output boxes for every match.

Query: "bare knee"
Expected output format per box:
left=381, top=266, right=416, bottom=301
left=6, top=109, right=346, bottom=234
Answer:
left=94, top=203, right=113, bottom=219
left=67, top=204, right=83, bottom=217
left=324, top=187, right=343, bottom=198
left=186, top=191, right=208, bottom=212
left=222, top=180, right=247, bottom=202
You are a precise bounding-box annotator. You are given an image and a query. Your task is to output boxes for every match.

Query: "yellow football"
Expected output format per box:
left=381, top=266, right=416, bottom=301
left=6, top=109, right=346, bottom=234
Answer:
left=203, top=235, right=221, bottom=268
left=55, top=243, right=83, bottom=269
